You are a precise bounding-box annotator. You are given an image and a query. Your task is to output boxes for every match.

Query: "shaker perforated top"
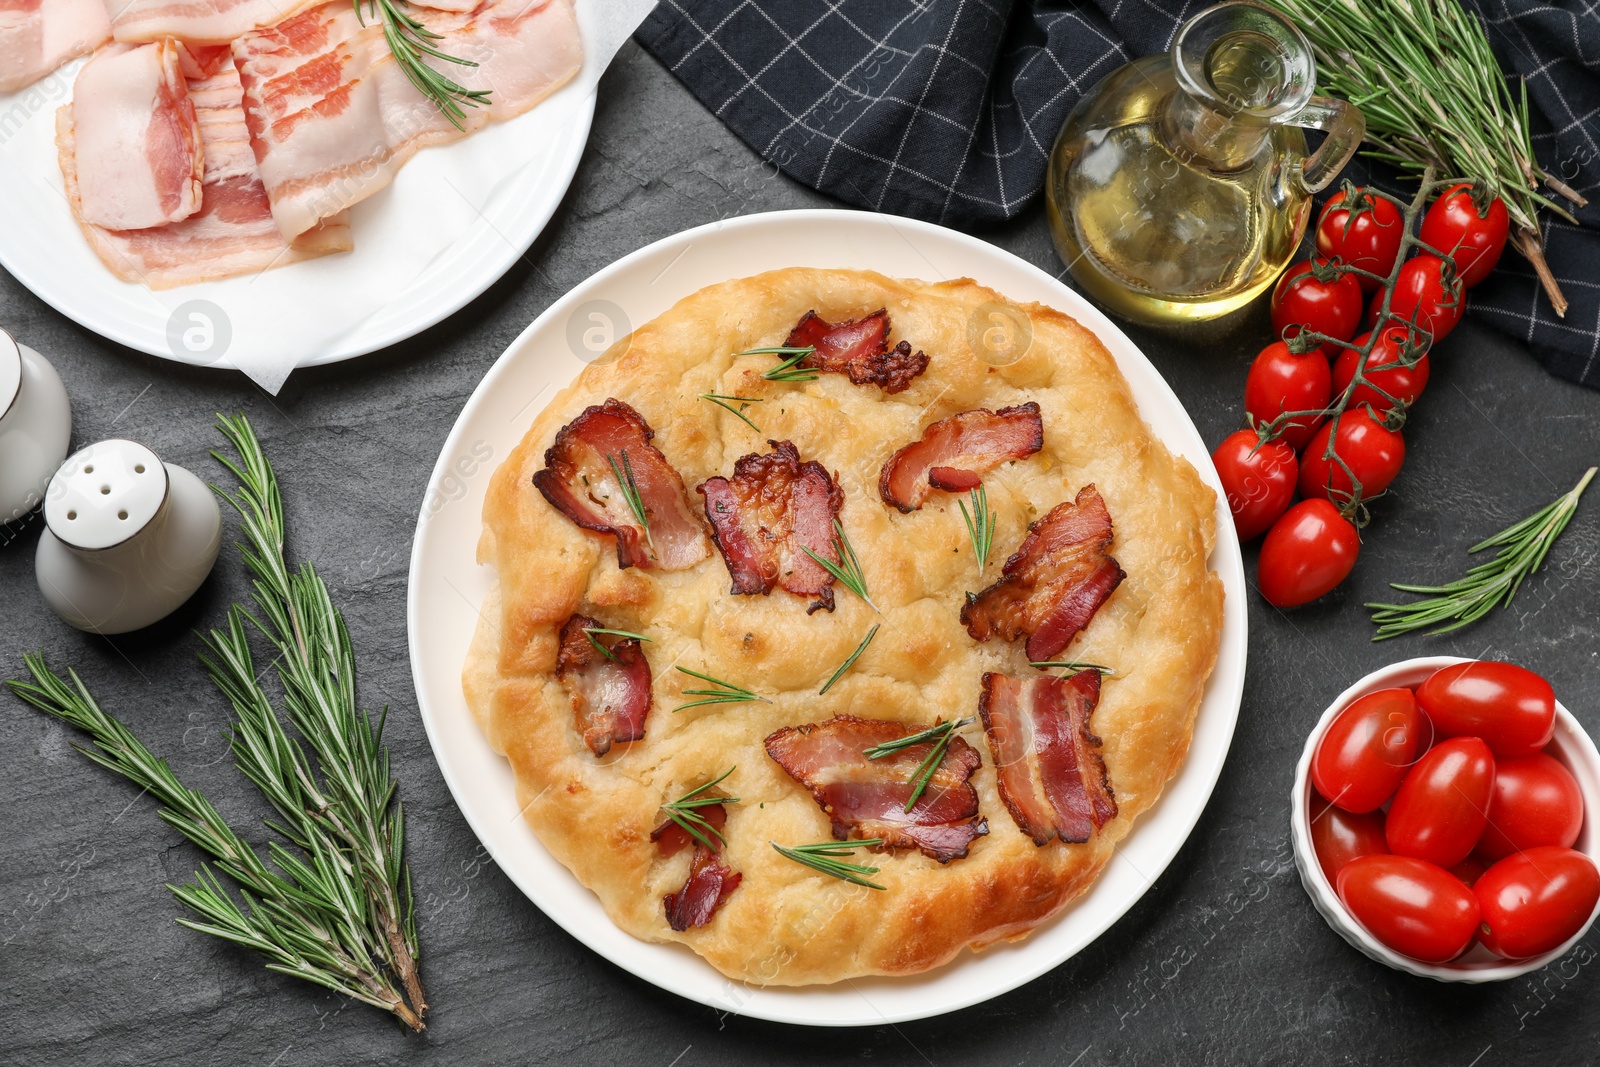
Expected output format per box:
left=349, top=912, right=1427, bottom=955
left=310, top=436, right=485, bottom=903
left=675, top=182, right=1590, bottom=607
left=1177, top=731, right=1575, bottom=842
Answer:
left=45, top=440, right=169, bottom=551
left=0, top=330, right=20, bottom=420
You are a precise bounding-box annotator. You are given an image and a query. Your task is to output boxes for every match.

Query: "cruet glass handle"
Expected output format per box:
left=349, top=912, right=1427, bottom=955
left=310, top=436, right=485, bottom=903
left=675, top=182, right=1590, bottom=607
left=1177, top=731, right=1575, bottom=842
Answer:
left=1287, top=95, right=1365, bottom=193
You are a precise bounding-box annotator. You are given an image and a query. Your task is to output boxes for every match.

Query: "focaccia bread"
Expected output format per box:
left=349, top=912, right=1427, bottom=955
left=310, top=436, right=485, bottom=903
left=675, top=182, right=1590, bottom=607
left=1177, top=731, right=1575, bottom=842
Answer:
left=463, top=268, right=1224, bottom=984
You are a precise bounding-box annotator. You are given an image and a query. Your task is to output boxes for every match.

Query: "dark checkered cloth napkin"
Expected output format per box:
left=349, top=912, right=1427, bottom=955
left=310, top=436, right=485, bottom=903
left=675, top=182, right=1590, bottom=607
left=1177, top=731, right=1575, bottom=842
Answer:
left=636, top=0, right=1600, bottom=389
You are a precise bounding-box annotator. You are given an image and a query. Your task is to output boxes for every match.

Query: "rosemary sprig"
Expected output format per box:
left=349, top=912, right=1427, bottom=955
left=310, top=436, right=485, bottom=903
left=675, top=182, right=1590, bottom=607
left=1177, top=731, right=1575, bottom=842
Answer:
left=606, top=451, right=651, bottom=537
left=864, top=717, right=977, bottom=812
left=699, top=393, right=763, bottom=432
left=750, top=347, right=819, bottom=383
left=584, top=626, right=651, bottom=663
left=819, top=624, right=879, bottom=694
left=959, top=485, right=996, bottom=574
left=801, top=520, right=877, bottom=611
left=661, top=768, right=740, bottom=852
left=1029, top=660, right=1114, bottom=677
left=1367, top=467, right=1596, bottom=639
left=356, top=0, right=489, bottom=131
left=771, top=839, right=886, bottom=890
left=672, top=666, right=766, bottom=712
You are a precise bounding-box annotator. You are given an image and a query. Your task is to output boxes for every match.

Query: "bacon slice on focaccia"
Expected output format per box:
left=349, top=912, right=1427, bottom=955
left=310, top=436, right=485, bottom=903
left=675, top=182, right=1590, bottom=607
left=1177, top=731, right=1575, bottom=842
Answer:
left=663, top=846, right=742, bottom=932
left=697, top=440, right=844, bottom=613
left=765, top=715, right=989, bottom=862
left=878, top=402, right=1044, bottom=512
left=651, top=799, right=729, bottom=856
left=554, top=613, right=652, bottom=757
left=978, top=670, right=1116, bottom=845
left=534, top=399, right=711, bottom=572
left=961, top=484, right=1125, bottom=662
left=784, top=309, right=929, bottom=393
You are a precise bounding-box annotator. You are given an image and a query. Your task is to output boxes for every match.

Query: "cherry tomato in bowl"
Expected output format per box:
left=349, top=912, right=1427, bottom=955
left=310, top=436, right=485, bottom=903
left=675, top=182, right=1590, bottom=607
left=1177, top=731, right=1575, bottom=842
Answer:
left=1338, top=854, right=1481, bottom=963
left=1316, top=187, right=1405, bottom=291
left=1298, top=407, right=1406, bottom=504
left=1310, top=791, right=1389, bottom=884
left=1212, top=430, right=1297, bottom=542
left=1385, top=737, right=1495, bottom=869
left=1420, top=183, right=1509, bottom=289
left=1476, top=847, right=1600, bottom=959
left=1476, top=753, right=1583, bottom=862
left=1243, top=340, right=1331, bottom=452
left=1311, top=687, right=1427, bottom=813
left=1331, top=328, right=1431, bottom=414
left=1257, top=499, right=1360, bottom=608
left=1416, top=661, right=1557, bottom=757
left=1271, top=259, right=1363, bottom=355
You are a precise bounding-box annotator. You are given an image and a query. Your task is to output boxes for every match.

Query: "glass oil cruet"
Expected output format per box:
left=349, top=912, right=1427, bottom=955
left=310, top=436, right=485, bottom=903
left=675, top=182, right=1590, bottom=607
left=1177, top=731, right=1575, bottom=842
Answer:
left=1046, top=1, right=1364, bottom=325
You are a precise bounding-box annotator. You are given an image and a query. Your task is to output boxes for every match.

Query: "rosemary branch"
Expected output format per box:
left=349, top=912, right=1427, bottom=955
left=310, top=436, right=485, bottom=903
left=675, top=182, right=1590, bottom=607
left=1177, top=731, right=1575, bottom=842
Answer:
left=771, top=839, right=886, bottom=890
left=818, top=625, right=879, bottom=695
left=698, top=393, right=763, bottom=432
left=584, top=626, right=651, bottom=663
left=672, top=666, right=766, bottom=713
left=660, top=768, right=740, bottom=852
left=1029, top=660, right=1114, bottom=677
left=863, top=717, right=977, bottom=812
left=959, top=485, right=996, bottom=574
left=357, top=0, right=489, bottom=131
left=801, top=520, right=877, bottom=611
left=1367, top=467, right=1595, bottom=639
left=753, top=347, right=820, bottom=383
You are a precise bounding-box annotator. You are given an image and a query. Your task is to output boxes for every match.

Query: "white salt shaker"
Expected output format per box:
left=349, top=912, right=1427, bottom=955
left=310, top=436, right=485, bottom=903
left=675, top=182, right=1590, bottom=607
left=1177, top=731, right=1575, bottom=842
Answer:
left=35, top=439, right=222, bottom=634
left=0, top=328, right=73, bottom=525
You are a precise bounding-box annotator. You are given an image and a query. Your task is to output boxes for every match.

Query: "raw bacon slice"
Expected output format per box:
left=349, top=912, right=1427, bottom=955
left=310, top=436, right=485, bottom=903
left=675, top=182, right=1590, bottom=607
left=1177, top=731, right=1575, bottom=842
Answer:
left=978, top=671, right=1116, bottom=845
left=232, top=0, right=582, bottom=240
left=879, top=402, right=1044, bottom=512
left=0, top=0, right=109, bottom=94
left=784, top=310, right=929, bottom=393
left=554, top=613, right=651, bottom=758
left=697, top=440, right=843, bottom=613
left=764, top=716, right=988, bottom=862
left=532, top=399, right=710, bottom=572
left=961, top=484, right=1125, bottom=662
left=69, top=41, right=202, bottom=231
left=663, top=846, right=741, bottom=931
left=106, top=0, right=323, bottom=46
left=55, top=64, right=353, bottom=288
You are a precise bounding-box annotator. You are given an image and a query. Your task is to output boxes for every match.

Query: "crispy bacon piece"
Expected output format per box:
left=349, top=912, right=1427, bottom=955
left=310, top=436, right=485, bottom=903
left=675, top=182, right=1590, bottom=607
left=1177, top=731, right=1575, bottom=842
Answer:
left=554, top=614, right=651, bottom=757
left=961, top=484, right=1125, bottom=662
left=978, top=671, right=1116, bottom=845
left=879, top=403, right=1044, bottom=512
left=764, top=716, right=989, bottom=862
left=533, top=399, right=710, bottom=572
left=697, top=440, right=844, bottom=613
left=663, top=846, right=742, bottom=932
left=784, top=309, right=929, bottom=393
left=650, top=799, right=729, bottom=857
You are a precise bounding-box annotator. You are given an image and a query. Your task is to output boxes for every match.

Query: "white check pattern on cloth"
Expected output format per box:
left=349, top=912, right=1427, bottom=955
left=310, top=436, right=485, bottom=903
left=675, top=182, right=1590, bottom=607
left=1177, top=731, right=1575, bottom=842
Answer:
left=637, top=0, right=1600, bottom=388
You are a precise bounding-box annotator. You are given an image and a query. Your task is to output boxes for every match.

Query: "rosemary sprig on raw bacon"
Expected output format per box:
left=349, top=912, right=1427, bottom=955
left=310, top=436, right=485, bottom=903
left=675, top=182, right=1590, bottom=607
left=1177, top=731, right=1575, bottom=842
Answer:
left=661, top=768, right=740, bottom=852
left=698, top=393, right=763, bottom=432
left=672, top=666, right=767, bottom=713
left=357, top=0, right=490, bottom=131
left=584, top=626, right=651, bottom=663
left=959, top=485, right=996, bottom=574
left=771, top=839, right=886, bottom=890
left=819, top=625, right=879, bottom=695
left=801, top=520, right=876, bottom=611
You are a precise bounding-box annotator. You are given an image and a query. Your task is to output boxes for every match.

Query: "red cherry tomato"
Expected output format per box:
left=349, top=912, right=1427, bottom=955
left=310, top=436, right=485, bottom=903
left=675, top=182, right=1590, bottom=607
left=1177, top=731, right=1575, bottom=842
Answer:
left=1386, top=737, right=1496, bottom=869
left=1476, top=753, right=1584, bottom=862
left=1257, top=499, right=1361, bottom=608
left=1316, top=187, right=1406, bottom=292
left=1212, top=430, right=1298, bottom=542
left=1476, top=847, right=1600, bottom=959
left=1420, top=184, right=1510, bottom=288
left=1416, top=661, right=1557, bottom=758
left=1298, top=408, right=1406, bottom=503
left=1338, top=854, right=1481, bottom=962
left=1271, top=259, right=1363, bottom=355
left=1311, top=688, right=1425, bottom=813
left=1375, top=254, right=1464, bottom=344
left=1331, top=328, right=1431, bottom=414
left=1243, top=340, right=1331, bottom=452
left=1452, top=856, right=1489, bottom=887
left=1310, top=790, right=1390, bottom=883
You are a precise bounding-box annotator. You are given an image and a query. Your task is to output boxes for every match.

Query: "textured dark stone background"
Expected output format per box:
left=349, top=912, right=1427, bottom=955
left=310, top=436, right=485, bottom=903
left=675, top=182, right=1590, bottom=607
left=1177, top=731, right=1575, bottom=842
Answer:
left=3, top=44, right=1598, bottom=1067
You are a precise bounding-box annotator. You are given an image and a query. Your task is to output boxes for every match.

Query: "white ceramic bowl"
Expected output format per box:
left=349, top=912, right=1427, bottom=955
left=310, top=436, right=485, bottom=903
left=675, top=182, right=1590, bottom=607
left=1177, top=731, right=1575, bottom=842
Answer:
left=1291, top=655, right=1600, bottom=982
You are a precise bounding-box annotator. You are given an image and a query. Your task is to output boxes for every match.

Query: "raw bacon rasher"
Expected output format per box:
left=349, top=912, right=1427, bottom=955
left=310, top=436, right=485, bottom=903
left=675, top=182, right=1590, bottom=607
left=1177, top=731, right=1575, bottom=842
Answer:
left=0, top=0, right=109, bottom=94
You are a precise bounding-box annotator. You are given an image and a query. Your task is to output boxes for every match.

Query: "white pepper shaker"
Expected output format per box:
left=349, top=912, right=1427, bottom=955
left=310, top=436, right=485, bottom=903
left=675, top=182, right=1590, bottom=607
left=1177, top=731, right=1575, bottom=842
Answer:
left=35, top=439, right=222, bottom=634
left=0, top=328, right=73, bottom=525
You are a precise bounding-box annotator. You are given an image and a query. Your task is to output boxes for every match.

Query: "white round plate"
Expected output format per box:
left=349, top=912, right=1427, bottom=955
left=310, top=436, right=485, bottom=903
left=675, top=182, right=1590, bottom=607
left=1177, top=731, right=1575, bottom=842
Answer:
left=0, top=61, right=592, bottom=374
left=407, top=210, right=1250, bottom=1026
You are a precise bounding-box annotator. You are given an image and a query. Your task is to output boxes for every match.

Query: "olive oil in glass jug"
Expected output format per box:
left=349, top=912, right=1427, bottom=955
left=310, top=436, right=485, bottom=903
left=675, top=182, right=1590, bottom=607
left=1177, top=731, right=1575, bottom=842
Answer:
left=1046, top=1, right=1363, bottom=325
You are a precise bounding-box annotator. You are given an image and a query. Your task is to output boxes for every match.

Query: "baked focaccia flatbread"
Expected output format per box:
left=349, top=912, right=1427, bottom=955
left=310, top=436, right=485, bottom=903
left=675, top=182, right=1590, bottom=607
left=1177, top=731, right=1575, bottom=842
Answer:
left=464, top=268, right=1223, bottom=984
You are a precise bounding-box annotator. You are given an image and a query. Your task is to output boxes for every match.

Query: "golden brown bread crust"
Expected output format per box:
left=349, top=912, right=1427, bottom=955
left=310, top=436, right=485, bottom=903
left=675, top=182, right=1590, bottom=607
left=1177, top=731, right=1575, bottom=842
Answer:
left=462, top=268, right=1224, bottom=984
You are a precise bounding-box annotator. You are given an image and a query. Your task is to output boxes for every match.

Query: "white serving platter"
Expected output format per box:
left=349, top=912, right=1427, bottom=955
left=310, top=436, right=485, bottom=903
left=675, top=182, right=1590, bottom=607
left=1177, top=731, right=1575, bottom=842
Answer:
left=407, top=209, right=1250, bottom=1026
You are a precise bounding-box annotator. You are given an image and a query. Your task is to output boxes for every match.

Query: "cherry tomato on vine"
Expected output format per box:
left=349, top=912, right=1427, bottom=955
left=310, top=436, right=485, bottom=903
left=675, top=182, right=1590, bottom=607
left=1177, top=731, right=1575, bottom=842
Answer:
left=1374, top=254, right=1464, bottom=343
left=1420, top=184, right=1510, bottom=288
left=1271, top=259, right=1363, bottom=355
left=1338, top=854, right=1481, bottom=962
left=1386, top=737, right=1496, bottom=869
left=1258, top=499, right=1360, bottom=608
left=1298, top=408, right=1406, bottom=503
left=1212, top=430, right=1298, bottom=541
left=1310, top=792, right=1390, bottom=884
left=1316, top=187, right=1406, bottom=292
left=1416, top=661, right=1557, bottom=758
left=1244, top=340, right=1330, bottom=452
left=1476, top=753, right=1583, bottom=862
left=1312, top=688, right=1426, bottom=814
left=1331, top=328, right=1431, bottom=414
left=1475, top=847, right=1600, bottom=959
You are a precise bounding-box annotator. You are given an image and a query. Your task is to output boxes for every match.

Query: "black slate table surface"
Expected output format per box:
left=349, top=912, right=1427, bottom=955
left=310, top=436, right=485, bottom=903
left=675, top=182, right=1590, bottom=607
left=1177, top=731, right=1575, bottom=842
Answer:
left=3, top=43, right=1599, bottom=1067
